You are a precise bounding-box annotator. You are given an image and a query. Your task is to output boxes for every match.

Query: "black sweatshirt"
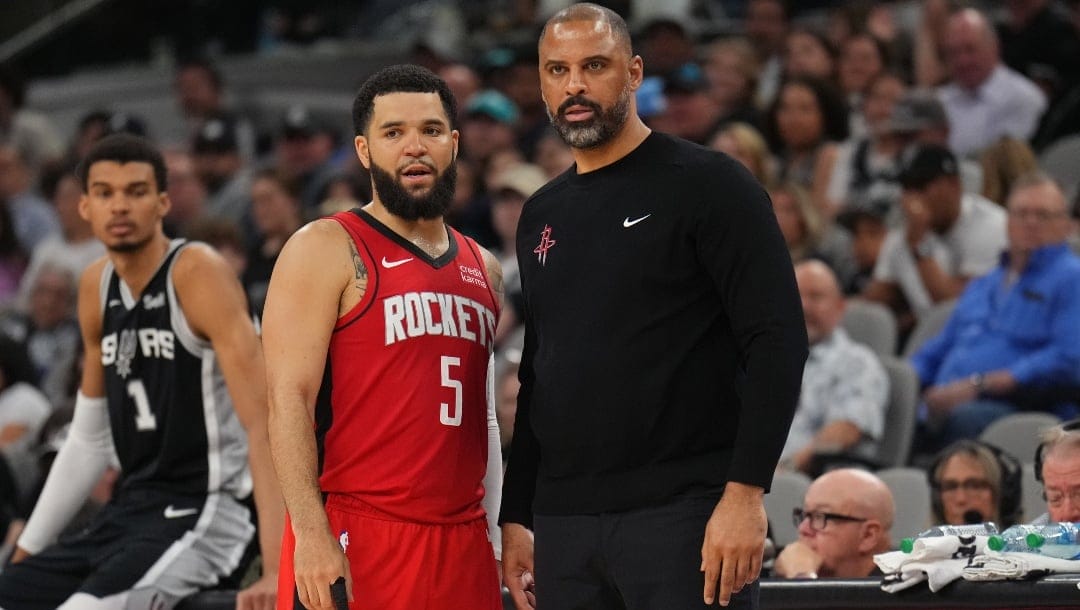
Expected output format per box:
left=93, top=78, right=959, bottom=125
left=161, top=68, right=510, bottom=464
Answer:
left=500, top=132, right=808, bottom=527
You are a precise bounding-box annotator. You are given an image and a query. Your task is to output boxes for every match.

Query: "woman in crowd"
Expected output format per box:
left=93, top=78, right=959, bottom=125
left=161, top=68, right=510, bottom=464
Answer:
left=929, top=440, right=1023, bottom=528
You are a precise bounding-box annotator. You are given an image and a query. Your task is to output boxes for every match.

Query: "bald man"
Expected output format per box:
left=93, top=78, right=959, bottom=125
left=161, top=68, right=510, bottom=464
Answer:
left=774, top=468, right=895, bottom=579
left=938, top=8, right=1046, bottom=156
left=780, top=261, right=888, bottom=475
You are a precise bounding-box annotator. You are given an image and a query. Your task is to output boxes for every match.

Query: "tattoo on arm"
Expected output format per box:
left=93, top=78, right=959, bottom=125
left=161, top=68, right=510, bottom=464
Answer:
left=348, top=238, right=368, bottom=291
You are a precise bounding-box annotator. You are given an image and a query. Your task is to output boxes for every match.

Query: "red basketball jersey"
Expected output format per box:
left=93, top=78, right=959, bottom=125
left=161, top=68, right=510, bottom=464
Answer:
left=316, top=209, right=499, bottom=524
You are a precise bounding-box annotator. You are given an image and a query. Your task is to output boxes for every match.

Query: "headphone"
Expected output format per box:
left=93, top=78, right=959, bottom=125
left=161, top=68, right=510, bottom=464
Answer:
left=1033, top=417, right=1080, bottom=484
left=929, top=439, right=1023, bottom=527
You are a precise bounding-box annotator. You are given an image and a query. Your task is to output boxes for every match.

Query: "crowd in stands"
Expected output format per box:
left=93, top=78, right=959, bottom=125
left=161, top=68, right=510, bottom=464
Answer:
left=2, top=0, right=1080, bottom=593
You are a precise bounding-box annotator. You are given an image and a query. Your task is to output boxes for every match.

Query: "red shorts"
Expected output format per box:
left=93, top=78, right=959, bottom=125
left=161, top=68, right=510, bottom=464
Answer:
left=277, top=495, right=501, bottom=610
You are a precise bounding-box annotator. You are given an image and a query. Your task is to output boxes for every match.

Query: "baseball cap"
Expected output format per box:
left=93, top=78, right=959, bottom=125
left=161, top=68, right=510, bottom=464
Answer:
left=664, top=62, right=708, bottom=95
left=899, top=144, right=959, bottom=190
left=885, top=90, right=948, bottom=134
left=106, top=111, right=147, bottom=137
left=280, top=104, right=322, bottom=139
left=193, top=116, right=239, bottom=154
left=465, top=90, right=519, bottom=125
left=493, top=164, right=548, bottom=199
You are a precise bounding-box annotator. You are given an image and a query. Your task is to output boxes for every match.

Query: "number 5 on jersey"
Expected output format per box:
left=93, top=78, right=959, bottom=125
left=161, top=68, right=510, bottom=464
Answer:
left=440, top=356, right=462, bottom=427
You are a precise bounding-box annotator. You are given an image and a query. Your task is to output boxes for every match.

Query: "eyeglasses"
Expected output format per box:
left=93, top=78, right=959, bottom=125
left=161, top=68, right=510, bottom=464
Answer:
left=936, top=478, right=993, bottom=494
left=792, top=507, right=868, bottom=531
left=1008, top=209, right=1067, bottom=222
left=1043, top=488, right=1080, bottom=507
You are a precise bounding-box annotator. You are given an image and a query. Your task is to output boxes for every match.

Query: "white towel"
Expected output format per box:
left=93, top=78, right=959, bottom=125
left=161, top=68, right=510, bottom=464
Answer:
left=876, top=536, right=991, bottom=593
left=962, top=551, right=1080, bottom=581
left=875, top=535, right=990, bottom=572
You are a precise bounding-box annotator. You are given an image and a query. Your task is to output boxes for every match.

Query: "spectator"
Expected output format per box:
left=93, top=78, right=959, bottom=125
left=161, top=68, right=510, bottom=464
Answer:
left=838, top=32, right=890, bottom=137
left=635, top=14, right=698, bottom=77
left=652, top=62, right=724, bottom=145
left=438, top=62, right=481, bottom=121
left=172, top=58, right=255, bottom=158
left=784, top=27, right=838, bottom=83
left=863, top=145, right=1006, bottom=328
left=490, top=163, right=546, bottom=345
left=0, top=144, right=60, bottom=252
left=1034, top=419, right=1080, bottom=523
left=929, top=439, right=1023, bottom=528
left=912, top=173, right=1080, bottom=446
left=773, top=468, right=894, bottom=578
left=837, top=204, right=890, bottom=296
left=15, top=166, right=103, bottom=311
left=770, top=183, right=857, bottom=288
left=192, top=115, right=253, bottom=227
left=710, top=122, right=775, bottom=187
left=0, top=66, right=63, bottom=178
left=460, top=89, right=520, bottom=169
left=161, top=149, right=207, bottom=238
left=0, top=262, right=80, bottom=393
left=764, top=76, right=849, bottom=215
left=979, top=136, right=1039, bottom=207
left=745, top=0, right=791, bottom=106
left=885, top=89, right=984, bottom=195
left=532, top=128, right=574, bottom=179
left=825, top=72, right=907, bottom=215
left=273, top=104, right=341, bottom=211
left=0, top=335, right=52, bottom=516
left=997, top=0, right=1080, bottom=108
left=938, top=8, right=1047, bottom=157
left=243, top=168, right=303, bottom=315
left=701, top=37, right=762, bottom=129
left=183, top=217, right=248, bottom=279
left=780, top=260, right=888, bottom=475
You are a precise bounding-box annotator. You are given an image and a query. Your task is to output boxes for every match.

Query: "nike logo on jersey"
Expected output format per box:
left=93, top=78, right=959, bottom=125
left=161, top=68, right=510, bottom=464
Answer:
left=623, top=214, right=651, bottom=228
left=108, top=299, right=123, bottom=308
left=164, top=505, right=198, bottom=519
left=381, top=256, right=414, bottom=269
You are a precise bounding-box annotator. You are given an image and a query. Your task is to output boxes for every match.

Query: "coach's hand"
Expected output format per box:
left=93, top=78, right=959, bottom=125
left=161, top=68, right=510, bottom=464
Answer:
left=502, top=523, right=536, bottom=610
left=701, top=482, right=766, bottom=607
left=294, top=530, right=352, bottom=610
left=236, top=572, right=277, bottom=610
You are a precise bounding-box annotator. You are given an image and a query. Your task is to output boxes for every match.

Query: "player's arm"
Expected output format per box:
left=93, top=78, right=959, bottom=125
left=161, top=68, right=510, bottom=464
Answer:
left=262, top=220, right=354, bottom=610
left=173, top=244, right=284, bottom=610
left=14, top=259, right=113, bottom=562
left=478, top=247, right=504, bottom=564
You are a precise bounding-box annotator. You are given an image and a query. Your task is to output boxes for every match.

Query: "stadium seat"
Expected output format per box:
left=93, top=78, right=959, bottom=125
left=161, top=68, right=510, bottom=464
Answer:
left=841, top=299, right=898, bottom=357
left=765, top=470, right=813, bottom=548
left=876, top=467, right=932, bottom=543
left=979, top=412, right=1062, bottom=467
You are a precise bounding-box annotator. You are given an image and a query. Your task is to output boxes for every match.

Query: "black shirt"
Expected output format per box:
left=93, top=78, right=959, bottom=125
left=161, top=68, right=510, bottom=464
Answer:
left=501, top=132, right=808, bottom=526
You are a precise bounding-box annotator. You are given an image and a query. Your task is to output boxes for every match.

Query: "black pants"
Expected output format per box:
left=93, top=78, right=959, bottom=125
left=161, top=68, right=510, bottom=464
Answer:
left=534, top=487, right=759, bottom=610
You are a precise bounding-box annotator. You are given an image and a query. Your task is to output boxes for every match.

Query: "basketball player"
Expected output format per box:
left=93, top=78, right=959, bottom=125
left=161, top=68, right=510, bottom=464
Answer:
left=263, top=64, right=504, bottom=610
left=0, top=134, right=284, bottom=610
left=500, top=4, right=806, bottom=610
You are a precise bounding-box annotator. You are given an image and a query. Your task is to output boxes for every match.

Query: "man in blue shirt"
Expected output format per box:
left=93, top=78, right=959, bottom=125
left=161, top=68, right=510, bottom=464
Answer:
left=912, top=172, right=1080, bottom=446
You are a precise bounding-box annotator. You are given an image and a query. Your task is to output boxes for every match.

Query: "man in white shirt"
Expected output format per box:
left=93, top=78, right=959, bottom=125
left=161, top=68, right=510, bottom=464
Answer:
left=863, top=145, right=1006, bottom=324
left=938, top=8, right=1047, bottom=157
left=781, top=260, right=889, bottom=475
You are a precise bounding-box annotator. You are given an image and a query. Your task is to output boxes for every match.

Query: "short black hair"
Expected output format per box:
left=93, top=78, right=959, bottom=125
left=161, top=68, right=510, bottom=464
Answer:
left=352, top=64, right=457, bottom=137
left=76, top=133, right=168, bottom=194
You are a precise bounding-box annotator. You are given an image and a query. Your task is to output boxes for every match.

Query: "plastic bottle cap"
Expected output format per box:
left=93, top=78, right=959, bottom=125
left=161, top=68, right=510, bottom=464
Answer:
left=1027, top=533, right=1046, bottom=548
left=987, top=536, right=1005, bottom=551
left=900, top=538, right=915, bottom=553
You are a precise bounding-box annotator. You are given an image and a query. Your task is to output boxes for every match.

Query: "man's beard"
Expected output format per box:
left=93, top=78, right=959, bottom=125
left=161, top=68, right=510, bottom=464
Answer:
left=370, top=157, right=457, bottom=221
left=548, top=87, right=631, bottom=149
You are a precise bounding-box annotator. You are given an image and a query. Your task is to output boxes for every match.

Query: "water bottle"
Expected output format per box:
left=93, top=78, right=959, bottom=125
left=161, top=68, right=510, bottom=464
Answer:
left=1022, top=523, right=1080, bottom=560
left=900, top=522, right=998, bottom=553
left=987, top=524, right=1044, bottom=552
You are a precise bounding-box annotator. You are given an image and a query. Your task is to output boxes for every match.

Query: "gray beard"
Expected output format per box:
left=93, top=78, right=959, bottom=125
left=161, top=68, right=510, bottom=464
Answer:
left=548, top=87, right=631, bottom=150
